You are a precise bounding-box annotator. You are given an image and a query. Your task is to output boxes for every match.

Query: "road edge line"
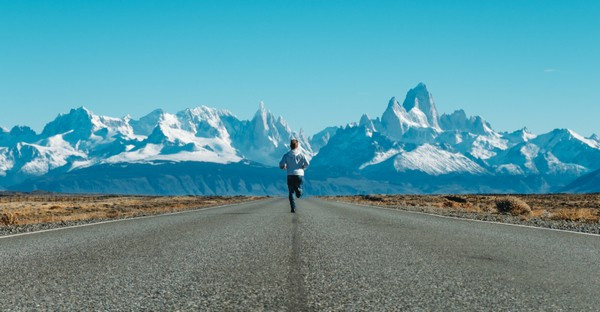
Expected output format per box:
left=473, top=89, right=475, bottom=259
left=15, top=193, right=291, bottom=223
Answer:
left=319, top=199, right=600, bottom=238
left=0, top=198, right=271, bottom=240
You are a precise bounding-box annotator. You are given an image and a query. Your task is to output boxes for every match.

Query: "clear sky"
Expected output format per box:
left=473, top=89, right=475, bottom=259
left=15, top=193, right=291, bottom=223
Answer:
left=1, top=0, right=599, bottom=136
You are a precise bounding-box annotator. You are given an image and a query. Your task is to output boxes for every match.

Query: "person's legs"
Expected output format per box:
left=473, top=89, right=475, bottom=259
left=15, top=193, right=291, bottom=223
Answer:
left=295, top=175, right=304, bottom=198
left=287, top=175, right=296, bottom=212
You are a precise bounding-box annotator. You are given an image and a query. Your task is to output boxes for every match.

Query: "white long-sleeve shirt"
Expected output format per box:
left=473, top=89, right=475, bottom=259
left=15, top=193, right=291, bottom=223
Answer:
left=279, top=149, right=310, bottom=176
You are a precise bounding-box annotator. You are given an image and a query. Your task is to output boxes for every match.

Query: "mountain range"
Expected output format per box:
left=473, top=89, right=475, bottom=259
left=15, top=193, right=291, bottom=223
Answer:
left=1, top=83, right=599, bottom=195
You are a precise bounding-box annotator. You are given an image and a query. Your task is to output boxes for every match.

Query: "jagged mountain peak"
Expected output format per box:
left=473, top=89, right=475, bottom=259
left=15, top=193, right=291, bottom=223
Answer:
left=401, top=83, right=440, bottom=129
left=516, top=127, right=535, bottom=136
left=259, top=100, right=266, bottom=112
left=381, top=88, right=435, bottom=140
left=130, top=109, right=167, bottom=136
left=276, top=115, right=288, bottom=126
left=183, top=105, right=234, bottom=118
left=10, top=125, right=37, bottom=137
left=446, top=109, right=467, bottom=118
left=176, top=105, right=235, bottom=136
left=253, top=101, right=277, bottom=127
left=359, top=114, right=371, bottom=124
left=533, top=128, right=600, bottom=150
left=252, top=102, right=273, bottom=129
left=504, top=127, right=537, bottom=143
left=4, top=83, right=600, bottom=195
left=359, top=114, right=376, bottom=133
left=147, top=108, right=165, bottom=115
left=42, top=106, right=132, bottom=138
left=387, top=97, right=401, bottom=109
left=41, top=106, right=96, bottom=138
left=439, top=109, right=493, bottom=135
left=74, top=106, right=93, bottom=115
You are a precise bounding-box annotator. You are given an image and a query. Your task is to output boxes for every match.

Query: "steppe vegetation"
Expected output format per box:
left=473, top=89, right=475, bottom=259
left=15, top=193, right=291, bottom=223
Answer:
left=0, top=192, right=262, bottom=226
left=321, top=194, right=600, bottom=223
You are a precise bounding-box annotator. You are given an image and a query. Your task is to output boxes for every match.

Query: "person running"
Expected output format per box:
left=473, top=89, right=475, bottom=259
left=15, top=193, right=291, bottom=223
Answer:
left=279, top=139, right=310, bottom=213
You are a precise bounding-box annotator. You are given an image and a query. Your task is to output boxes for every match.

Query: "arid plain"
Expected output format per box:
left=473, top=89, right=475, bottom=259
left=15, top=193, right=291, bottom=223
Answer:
left=0, top=192, right=262, bottom=228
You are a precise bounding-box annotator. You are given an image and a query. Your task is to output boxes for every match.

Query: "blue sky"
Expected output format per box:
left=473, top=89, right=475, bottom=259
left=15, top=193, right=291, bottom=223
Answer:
left=1, top=0, right=599, bottom=136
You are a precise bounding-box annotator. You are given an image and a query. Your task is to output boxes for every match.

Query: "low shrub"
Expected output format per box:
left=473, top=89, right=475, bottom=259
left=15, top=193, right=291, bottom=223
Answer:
left=362, top=194, right=386, bottom=202
left=444, top=195, right=467, bottom=203
left=495, top=196, right=531, bottom=215
left=1, top=212, right=18, bottom=226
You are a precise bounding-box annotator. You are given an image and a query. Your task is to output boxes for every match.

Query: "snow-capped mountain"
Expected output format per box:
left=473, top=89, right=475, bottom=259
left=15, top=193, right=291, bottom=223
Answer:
left=1, top=82, right=598, bottom=194
left=309, top=83, right=600, bottom=193
left=0, top=103, right=308, bottom=187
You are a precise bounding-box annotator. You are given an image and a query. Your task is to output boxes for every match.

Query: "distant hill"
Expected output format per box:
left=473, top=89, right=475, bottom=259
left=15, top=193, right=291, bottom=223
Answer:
left=561, top=169, right=600, bottom=193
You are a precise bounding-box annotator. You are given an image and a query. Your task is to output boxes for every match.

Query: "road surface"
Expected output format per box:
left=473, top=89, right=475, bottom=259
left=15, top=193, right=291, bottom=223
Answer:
left=1, top=198, right=599, bottom=311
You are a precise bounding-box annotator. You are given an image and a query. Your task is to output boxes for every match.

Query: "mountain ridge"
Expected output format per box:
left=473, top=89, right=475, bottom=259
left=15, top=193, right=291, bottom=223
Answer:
left=1, top=83, right=598, bottom=194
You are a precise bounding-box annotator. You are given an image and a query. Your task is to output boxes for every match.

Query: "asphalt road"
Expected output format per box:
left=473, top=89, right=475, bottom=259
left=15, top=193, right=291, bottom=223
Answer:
left=1, top=198, right=599, bottom=311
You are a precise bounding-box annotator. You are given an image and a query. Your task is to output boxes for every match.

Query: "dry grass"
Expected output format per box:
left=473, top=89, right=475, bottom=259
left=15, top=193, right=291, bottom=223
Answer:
left=319, top=194, right=600, bottom=223
left=550, top=208, right=600, bottom=222
left=0, top=193, right=263, bottom=226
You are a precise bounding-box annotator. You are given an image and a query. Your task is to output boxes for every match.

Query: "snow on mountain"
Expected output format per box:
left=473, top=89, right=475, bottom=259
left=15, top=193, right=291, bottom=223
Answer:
left=503, top=127, right=537, bottom=145
left=0, top=147, right=12, bottom=177
left=311, top=124, right=397, bottom=173
left=0, top=102, right=312, bottom=183
left=309, top=126, right=340, bottom=153
left=1, top=82, right=599, bottom=194
left=108, top=110, right=242, bottom=164
left=358, top=147, right=402, bottom=170
left=40, top=107, right=141, bottom=162
left=309, top=83, right=600, bottom=191
left=529, top=129, right=600, bottom=169
left=130, top=109, right=165, bottom=136
left=115, top=102, right=310, bottom=167
left=176, top=106, right=234, bottom=139
left=401, top=83, right=441, bottom=130
left=380, top=97, right=432, bottom=140
left=436, top=130, right=508, bottom=160
left=15, top=133, right=87, bottom=176
left=359, top=114, right=376, bottom=135
left=439, top=110, right=493, bottom=135
left=400, top=127, right=440, bottom=145
left=379, top=83, right=447, bottom=142
left=487, top=128, right=600, bottom=179
left=229, top=102, right=312, bottom=166
left=42, top=107, right=137, bottom=144
left=392, top=144, right=486, bottom=175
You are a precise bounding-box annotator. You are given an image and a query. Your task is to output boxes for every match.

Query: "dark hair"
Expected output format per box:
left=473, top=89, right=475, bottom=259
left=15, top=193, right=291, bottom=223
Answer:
left=290, top=139, right=299, bottom=150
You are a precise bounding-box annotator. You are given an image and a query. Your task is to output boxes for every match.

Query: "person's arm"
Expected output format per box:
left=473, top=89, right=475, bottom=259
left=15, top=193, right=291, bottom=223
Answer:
left=279, top=155, right=287, bottom=170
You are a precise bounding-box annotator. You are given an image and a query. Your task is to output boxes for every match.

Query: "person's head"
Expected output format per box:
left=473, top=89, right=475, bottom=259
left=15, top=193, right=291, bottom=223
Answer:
left=290, top=139, right=299, bottom=150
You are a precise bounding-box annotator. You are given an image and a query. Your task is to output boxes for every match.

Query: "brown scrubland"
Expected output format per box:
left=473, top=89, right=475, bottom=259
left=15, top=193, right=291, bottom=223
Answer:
left=0, top=193, right=262, bottom=226
left=320, top=194, right=600, bottom=223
